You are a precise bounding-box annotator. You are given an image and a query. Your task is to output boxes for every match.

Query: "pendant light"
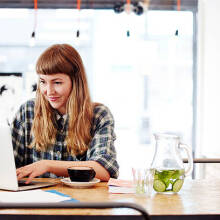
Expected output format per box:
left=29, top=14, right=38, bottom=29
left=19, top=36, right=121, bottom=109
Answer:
left=30, top=0, right=38, bottom=47
left=124, top=0, right=131, bottom=37
left=176, top=0, right=181, bottom=36
left=76, top=0, right=81, bottom=38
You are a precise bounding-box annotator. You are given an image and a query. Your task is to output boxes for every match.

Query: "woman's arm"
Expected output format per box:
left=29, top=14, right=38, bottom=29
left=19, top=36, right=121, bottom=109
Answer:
left=16, top=104, right=118, bottom=184
left=86, top=104, right=119, bottom=179
left=16, top=159, right=110, bottom=184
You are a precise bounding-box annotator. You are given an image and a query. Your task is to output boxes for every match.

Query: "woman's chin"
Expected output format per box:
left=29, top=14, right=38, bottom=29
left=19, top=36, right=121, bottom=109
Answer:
left=49, top=102, right=61, bottom=110
left=49, top=103, right=66, bottom=114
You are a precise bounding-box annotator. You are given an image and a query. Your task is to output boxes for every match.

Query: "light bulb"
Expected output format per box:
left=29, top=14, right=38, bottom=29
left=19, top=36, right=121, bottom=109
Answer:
left=29, top=31, right=36, bottom=47
left=76, top=30, right=80, bottom=38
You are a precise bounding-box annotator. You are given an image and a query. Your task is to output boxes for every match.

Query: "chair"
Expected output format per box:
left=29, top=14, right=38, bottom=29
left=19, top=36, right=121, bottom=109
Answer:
left=183, top=158, right=220, bottom=179
left=0, top=201, right=150, bottom=220
left=183, top=158, right=220, bottom=163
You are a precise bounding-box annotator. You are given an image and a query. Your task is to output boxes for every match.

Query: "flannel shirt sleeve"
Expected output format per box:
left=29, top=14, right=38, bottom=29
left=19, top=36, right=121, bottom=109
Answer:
left=11, top=103, right=27, bottom=168
left=86, top=105, right=119, bottom=178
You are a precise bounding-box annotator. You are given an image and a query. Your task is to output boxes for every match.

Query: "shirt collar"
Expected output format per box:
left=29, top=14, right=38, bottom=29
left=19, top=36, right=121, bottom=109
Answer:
left=55, top=112, right=67, bottom=121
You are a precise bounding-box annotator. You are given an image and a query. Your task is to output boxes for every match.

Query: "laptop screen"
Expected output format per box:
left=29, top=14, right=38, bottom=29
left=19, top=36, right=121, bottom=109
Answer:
left=0, top=123, right=19, bottom=190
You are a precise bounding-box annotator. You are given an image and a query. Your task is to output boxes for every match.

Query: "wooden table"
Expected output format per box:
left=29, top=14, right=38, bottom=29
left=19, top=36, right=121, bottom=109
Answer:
left=0, top=178, right=220, bottom=219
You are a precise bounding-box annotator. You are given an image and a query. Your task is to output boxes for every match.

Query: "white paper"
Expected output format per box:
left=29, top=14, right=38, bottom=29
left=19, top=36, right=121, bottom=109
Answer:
left=0, top=189, right=71, bottom=203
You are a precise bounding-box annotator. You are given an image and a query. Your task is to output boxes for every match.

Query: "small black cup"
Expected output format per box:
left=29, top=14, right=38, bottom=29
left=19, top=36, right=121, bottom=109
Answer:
left=67, top=166, right=96, bottom=182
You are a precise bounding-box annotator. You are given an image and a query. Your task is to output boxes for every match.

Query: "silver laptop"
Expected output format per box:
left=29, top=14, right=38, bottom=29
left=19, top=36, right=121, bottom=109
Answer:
left=0, top=123, right=57, bottom=191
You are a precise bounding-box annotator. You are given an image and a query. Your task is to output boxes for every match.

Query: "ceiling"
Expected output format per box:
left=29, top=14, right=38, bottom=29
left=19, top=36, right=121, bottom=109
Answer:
left=0, top=0, right=197, bottom=11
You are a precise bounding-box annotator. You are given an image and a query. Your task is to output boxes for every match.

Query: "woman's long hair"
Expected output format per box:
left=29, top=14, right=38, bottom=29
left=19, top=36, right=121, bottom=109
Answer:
left=29, top=44, right=93, bottom=156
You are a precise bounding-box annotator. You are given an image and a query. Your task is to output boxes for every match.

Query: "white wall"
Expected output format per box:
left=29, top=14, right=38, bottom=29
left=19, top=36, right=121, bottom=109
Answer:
left=197, top=0, right=220, bottom=156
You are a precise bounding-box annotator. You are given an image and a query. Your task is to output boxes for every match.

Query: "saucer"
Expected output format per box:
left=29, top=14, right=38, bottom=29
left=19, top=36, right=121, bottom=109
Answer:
left=61, top=177, right=100, bottom=188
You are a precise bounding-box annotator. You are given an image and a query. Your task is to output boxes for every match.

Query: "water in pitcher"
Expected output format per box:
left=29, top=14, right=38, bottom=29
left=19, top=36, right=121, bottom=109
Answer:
left=153, top=168, right=185, bottom=193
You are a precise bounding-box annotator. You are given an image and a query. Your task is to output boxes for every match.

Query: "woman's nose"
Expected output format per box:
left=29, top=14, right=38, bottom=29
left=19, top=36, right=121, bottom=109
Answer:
left=46, top=84, right=55, bottom=95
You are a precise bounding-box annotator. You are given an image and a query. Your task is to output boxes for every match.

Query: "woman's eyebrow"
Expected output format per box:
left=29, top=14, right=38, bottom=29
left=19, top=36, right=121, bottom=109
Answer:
left=39, top=77, right=63, bottom=81
left=51, top=78, right=63, bottom=81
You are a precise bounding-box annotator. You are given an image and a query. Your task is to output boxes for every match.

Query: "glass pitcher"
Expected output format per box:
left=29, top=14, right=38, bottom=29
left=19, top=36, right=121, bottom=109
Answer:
left=151, top=133, right=193, bottom=193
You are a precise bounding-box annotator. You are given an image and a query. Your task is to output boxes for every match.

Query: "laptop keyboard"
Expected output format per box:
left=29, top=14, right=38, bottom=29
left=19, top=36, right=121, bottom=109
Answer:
left=18, top=180, right=34, bottom=186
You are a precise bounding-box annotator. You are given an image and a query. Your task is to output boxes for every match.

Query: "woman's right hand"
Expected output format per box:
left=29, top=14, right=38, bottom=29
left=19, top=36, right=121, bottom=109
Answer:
left=16, top=160, right=50, bottom=184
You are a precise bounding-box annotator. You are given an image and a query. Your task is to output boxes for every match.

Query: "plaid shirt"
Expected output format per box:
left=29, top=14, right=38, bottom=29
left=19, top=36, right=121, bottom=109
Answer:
left=11, top=99, right=119, bottom=179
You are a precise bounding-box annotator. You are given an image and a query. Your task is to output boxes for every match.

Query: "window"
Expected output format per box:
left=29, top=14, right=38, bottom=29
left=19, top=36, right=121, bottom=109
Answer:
left=0, top=9, right=194, bottom=179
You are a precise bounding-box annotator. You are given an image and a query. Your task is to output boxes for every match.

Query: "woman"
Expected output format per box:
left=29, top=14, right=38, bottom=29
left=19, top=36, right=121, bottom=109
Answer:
left=11, top=44, right=119, bottom=184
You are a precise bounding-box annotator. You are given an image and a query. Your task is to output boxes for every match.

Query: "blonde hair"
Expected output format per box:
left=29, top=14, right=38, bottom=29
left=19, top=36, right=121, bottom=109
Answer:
left=30, top=44, right=93, bottom=156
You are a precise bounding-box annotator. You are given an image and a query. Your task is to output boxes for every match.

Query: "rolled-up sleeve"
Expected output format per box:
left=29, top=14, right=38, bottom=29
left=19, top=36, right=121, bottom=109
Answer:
left=86, top=105, right=119, bottom=178
left=11, top=100, right=35, bottom=168
left=11, top=106, right=26, bottom=168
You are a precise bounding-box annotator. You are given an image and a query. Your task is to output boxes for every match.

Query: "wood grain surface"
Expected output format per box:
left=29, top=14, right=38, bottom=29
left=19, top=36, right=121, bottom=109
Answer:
left=0, top=178, right=220, bottom=216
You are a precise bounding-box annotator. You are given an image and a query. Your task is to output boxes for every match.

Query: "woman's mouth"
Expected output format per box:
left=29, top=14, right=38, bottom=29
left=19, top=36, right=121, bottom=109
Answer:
left=48, top=97, right=59, bottom=102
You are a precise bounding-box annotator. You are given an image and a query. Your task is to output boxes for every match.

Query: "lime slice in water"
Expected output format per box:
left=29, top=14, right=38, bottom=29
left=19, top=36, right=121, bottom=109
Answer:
left=153, top=180, right=166, bottom=192
left=172, top=179, right=184, bottom=192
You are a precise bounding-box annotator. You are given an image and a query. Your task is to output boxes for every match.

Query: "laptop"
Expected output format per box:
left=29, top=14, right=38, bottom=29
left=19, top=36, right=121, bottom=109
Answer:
left=0, top=123, right=57, bottom=191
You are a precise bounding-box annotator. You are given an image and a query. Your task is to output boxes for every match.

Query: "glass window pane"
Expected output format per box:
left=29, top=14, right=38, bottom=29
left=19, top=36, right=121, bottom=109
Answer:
left=0, top=9, right=193, bottom=179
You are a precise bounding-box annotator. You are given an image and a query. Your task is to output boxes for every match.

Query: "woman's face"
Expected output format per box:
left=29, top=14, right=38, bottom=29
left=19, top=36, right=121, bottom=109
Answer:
left=39, top=73, right=72, bottom=115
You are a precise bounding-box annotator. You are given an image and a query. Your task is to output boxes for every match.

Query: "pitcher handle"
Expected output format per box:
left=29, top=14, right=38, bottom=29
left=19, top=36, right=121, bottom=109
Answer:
left=179, top=143, right=193, bottom=176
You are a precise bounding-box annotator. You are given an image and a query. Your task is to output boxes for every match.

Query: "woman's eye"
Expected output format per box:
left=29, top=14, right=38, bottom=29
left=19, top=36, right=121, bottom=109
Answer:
left=55, top=82, right=62, bottom=84
left=40, top=80, right=45, bottom=84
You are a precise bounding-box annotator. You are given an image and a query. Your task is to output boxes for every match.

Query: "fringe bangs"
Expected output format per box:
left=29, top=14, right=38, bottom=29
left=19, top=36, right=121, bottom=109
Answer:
left=36, top=45, right=75, bottom=76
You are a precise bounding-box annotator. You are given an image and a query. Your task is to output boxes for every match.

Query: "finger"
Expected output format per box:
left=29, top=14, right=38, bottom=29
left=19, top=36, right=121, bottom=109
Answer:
left=17, top=172, right=27, bottom=180
left=16, top=167, right=23, bottom=175
left=17, top=169, right=32, bottom=180
left=25, top=172, right=36, bottom=184
left=16, top=169, right=24, bottom=176
left=16, top=164, right=32, bottom=175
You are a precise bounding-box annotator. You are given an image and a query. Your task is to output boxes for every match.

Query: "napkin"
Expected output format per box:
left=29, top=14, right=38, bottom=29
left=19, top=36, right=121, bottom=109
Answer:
left=107, top=178, right=135, bottom=194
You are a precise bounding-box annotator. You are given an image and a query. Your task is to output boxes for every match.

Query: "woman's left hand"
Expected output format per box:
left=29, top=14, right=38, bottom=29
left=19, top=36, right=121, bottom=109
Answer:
left=16, top=160, right=50, bottom=184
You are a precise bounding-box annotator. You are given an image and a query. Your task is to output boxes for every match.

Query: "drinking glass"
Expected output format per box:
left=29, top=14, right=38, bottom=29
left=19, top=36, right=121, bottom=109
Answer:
left=132, top=168, right=155, bottom=196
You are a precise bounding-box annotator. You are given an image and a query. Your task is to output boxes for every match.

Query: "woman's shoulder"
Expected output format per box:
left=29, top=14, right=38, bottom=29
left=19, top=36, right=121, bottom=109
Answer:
left=92, top=103, right=114, bottom=125
left=91, top=103, right=115, bottom=134
left=14, top=99, right=35, bottom=121
left=93, top=103, right=112, bottom=117
left=18, top=98, right=35, bottom=112
left=12, top=99, right=35, bottom=126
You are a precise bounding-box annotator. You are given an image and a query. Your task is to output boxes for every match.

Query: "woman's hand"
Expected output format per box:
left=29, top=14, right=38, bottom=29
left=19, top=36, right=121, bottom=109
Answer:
left=16, top=160, right=50, bottom=184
